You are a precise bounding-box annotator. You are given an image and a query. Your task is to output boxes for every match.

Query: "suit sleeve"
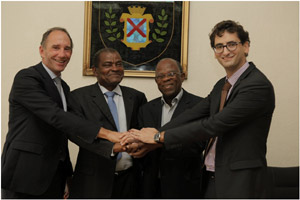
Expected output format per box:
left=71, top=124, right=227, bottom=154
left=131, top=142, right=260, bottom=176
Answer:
left=164, top=78, right=275, bottom=149
left=11, top=69, right=99, bottom=144
left=67, top=91, right=114, bottom=159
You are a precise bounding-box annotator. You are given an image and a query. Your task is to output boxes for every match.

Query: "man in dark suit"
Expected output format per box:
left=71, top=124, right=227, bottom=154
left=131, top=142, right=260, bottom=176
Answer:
left=1, top=27, right=121, bottom=199
left=138, top=58, right=204, bottom=198
left=68, top=48, right=147, bottom=198
left=122, top=20, right=275, bottom=198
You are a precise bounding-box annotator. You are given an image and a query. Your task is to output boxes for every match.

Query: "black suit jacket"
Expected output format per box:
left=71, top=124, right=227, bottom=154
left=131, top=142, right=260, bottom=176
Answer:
left=161, top=62, right=275, bottom=198
left=1, top=63, right=101, bottom=195
left=67, top=83, right=147, bottom=198
left=139, top=89, right=205, bottom=198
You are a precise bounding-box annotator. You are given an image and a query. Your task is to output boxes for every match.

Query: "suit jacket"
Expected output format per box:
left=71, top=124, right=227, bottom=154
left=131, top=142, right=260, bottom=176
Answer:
left=139, top=89, right=205, bottom=198
left=67, top=83, right=147, bottom=198
left=161, top=62, right=275, bottom=198
left=1, top=62, right=101, bottom=195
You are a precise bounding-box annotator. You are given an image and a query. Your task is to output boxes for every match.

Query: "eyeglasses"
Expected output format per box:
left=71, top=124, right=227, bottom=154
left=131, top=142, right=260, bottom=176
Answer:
left=213, top=41, right=242, bottom=54
left=155, top=72, right=179, bottom=80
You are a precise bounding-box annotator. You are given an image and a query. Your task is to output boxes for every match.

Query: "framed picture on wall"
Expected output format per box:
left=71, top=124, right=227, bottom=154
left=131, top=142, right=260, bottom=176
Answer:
left=83, top=1, right=189, bottom=78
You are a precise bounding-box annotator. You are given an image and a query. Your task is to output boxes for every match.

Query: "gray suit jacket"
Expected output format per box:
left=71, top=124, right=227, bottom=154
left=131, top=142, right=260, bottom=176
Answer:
left=161, top=62, right=275, bottom=198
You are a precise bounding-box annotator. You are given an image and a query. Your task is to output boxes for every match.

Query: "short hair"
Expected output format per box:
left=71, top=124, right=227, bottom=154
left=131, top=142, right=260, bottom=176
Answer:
left=209, top=20, right=250, bottom=48
left=40, top=27, right=73, bottom=49
left=157, top=58, right=183, bottom=73
left=92, top=48, right=121, bottom=68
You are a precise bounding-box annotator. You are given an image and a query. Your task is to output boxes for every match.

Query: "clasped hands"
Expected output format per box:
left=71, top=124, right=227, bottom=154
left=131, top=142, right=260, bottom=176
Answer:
left=111, top=128, right=162, bottom=158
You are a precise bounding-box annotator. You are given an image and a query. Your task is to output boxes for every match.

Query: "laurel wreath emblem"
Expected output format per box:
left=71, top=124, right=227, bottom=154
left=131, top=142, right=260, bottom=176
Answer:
left=152, top=8, right=168, bottom=43
left=104, top=6, right=121, bottom=42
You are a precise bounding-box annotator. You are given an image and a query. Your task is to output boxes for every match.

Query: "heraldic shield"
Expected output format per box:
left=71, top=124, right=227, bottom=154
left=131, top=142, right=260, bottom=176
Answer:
left=90, top=1, right=183, bottom=71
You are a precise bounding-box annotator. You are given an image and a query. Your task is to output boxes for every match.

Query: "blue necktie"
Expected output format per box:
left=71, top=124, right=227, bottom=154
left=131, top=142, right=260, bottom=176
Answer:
left=104, top=91, right=122, bottom=160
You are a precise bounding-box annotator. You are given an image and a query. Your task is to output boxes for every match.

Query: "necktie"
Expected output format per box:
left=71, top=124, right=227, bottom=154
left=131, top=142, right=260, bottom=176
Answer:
left=53, top=77, right=67, bottom=111
left=219, top=80, right=232, bottom=111
left=204, top=80, right=232, bottom=168
left=104, top=91, right=120, bottom=131
left=104, top=91, right=122, bottom=160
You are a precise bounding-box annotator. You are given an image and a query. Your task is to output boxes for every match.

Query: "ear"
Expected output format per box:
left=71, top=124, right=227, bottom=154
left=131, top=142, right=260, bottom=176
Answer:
left=39, top=46, right=44, bottom=58
left=243, top=41, right=250, bottom=56
left=92, top=67, right=98, bottom=77
left=180, top=72, right=185, bottom=82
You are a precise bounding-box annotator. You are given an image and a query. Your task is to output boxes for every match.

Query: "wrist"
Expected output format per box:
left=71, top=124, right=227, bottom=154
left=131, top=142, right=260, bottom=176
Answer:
left=154, top=131, right=165, bottom=143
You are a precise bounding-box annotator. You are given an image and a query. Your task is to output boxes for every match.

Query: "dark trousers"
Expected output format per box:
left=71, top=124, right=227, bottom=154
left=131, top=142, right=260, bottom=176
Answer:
left=2, top=162, right=67, bottom=199
left=203, top=171, right=217, bottom=199
left=111, top=167, right=139, bottom=198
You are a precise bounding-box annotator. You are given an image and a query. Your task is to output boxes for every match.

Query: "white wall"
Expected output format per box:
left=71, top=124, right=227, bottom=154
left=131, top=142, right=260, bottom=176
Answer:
left=1, top=1, right=299, bottom=167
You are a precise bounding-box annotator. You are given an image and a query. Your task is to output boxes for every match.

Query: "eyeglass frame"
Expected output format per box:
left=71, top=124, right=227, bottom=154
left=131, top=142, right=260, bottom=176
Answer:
left=213, top=41, right=242, bottom=54
left=155, top=71, right=180, bottom=80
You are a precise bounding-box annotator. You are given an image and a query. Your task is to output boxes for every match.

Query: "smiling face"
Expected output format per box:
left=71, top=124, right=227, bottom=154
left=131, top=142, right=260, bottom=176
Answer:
left=214, top=31, right=249, bottom=76
left=93, top=51, right=124, bottom=91
left=155, top=58, right=185, bottom=104
left=39, top=30, right=72, bottom=75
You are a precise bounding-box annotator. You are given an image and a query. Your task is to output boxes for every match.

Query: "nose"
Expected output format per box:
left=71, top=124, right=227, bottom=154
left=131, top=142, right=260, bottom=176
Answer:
left=58, top=48, right=67, bottom=58
left=222, top=46, right=231, bottom=55
left=111, top=64, right=120, bottom=71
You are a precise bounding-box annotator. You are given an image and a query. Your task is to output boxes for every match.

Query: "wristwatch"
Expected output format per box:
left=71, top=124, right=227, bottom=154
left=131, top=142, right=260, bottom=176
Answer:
left=154, top=131, right=161, bottom=143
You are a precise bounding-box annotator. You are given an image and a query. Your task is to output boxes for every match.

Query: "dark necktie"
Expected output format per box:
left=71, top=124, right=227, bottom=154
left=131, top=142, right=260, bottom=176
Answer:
left=204, top=80, right=232, bottom=160
left=53, top=77, right=67, bottom=111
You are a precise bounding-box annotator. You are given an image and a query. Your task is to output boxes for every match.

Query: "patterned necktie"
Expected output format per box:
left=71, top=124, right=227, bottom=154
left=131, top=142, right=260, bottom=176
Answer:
left=104, top=91, right=122, bottom=160
left=53, top=77, right=67, bottom=111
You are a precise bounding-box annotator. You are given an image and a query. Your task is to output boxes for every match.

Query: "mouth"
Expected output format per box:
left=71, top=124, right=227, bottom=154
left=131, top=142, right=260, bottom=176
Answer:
left=222, top=54, right=234, bottom=61
left=54, top=59, right=68, bottom=65
left=163, top=84, right=174, bottom=89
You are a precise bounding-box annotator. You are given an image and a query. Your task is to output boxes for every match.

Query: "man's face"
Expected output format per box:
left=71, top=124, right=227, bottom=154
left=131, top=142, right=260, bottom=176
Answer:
left=39, top=30, right=72, bottom=75
left=155, top=59, right=184, bottom=101
left=93, top=52, right=124, bottom=91
left=214, top=31, right=249, bottom=74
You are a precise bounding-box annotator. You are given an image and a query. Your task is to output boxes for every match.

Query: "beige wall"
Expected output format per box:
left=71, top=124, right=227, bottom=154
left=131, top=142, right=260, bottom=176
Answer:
left=2, top=1, right=299, bottom=167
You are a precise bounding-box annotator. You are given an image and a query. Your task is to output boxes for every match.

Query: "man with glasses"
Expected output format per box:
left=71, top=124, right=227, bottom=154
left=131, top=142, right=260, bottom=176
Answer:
left=136, top=58, right=204, bottom=198
left=122, top=20, right=275, bottom=198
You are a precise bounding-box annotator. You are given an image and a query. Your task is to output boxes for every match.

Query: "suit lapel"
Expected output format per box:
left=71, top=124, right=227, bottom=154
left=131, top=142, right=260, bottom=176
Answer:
left=152, top=98, right=163, bottom=127
left=172, top=90, right=190, bottom=119
left=34, top=63, right=64, bottom=109
left=121, top=86, right=134, bottom=129
left=226, top=63, right=255, bottom=104
left=91, top=83, right=118, bottom=130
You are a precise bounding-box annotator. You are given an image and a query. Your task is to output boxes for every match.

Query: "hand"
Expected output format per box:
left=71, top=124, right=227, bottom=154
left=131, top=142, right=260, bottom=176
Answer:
left=125, top=142, right=141, bottom=154
left=128, top=143, right=162, bottom=158
left=129, top=128, right=159, bottom=144
left=120, top=130, right=140, bottom=145
left=113, top=143, right=127, bottom=153
left=98, top=127, right=122, bottom=143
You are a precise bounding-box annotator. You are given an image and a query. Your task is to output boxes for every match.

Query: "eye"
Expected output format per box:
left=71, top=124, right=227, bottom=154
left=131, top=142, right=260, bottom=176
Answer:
left=227, top=42, right=236, bottom=48
left=215, top=44, right=223, bottom=50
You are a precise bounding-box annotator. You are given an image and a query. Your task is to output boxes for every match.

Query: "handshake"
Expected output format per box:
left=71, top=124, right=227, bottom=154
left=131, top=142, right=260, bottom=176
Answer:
left=104, top=128, right=164, bottom=158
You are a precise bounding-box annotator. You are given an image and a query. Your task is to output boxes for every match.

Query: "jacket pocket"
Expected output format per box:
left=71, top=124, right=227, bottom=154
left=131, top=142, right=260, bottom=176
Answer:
left=11, top=140, right=43, bottom=155
left=230, top=159, right=264, bottom=170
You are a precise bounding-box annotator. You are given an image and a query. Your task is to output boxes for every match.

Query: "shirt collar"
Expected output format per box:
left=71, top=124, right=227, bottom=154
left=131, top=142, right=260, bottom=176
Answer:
left=42, top=62, right=61, bottom=80
left=98, top=83, right=122, bottom=96
left=161, top=88, right=183, bottom=106
left=227, top=62, right=250, bottom=86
